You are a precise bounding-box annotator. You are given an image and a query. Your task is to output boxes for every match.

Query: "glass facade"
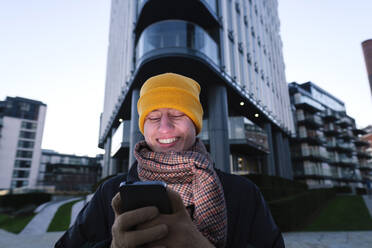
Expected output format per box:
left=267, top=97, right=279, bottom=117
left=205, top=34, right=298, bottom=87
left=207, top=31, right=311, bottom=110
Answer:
left=136, top=20, right=219, bottom=66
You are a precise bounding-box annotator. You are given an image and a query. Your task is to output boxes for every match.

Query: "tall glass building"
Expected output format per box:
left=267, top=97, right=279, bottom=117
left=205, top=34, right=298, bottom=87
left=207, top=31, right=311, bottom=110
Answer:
left=99, top=0, right=295, bottom=178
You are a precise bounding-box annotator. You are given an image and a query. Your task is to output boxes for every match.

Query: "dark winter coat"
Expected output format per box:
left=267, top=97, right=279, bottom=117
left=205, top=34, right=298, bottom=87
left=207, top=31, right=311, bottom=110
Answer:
left=55, top=163, right=285, bottom=248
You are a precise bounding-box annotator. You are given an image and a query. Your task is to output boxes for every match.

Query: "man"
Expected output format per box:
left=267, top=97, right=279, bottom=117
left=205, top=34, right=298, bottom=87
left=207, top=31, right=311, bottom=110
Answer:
left=55, top=73, right=285, bottom=248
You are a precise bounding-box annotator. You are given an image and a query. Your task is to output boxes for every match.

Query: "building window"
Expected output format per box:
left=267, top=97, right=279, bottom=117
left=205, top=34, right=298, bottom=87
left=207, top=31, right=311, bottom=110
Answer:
left=228, top=30, right=234, bottom=42
left=251, top=26, right=255, bottom=37
left=247, top=53, right=252, bottom=64
left=11, top=180, right=28, bottom=188
left=19, top=102, right=30, bottom=111
left=12, top=169, right=30, bottom=178
left=16, top=150, right=33, bottom=158
left=235, top=2, right=240, bottom=14
left=136, top=20, right=220, bottom=66
left=18, top=140, right=35, bottom=149
left=244, top=15, right=248, bottom=26
left=21, top=121, right=37, bottom=130
left=19, top=131, right=36, bottom=139
left=14, top=160, right=32, bottom=168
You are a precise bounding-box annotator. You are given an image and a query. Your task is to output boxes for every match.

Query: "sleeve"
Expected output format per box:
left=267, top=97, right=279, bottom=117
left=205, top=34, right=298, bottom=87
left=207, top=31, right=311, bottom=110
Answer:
left=248, top=185, right=285, bottom=248
left=54, top=181, right=115, bottom=248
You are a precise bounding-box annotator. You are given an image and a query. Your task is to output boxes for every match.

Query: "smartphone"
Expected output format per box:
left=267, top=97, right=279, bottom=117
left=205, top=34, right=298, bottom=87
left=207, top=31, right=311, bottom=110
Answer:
left=119, top=181, right=172, bottom=214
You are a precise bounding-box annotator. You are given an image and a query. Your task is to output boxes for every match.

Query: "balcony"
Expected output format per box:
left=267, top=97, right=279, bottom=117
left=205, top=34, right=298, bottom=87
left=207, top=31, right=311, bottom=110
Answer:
left=335, top=141, right=355, bottom=153
left=337, top=116, right=354, bottom=128
left=359, top=162, right=372, bottom=171
left=353, top=128, right=367, bottom=136
left=356, top=149, right=372, bottom=159
left=329, top=155, right=358, bottom=167
left=293, top=94, right=325, bottom=112
left=293, top=147, right=329, bottom=162
left=354, top=139, right=370, bottom=147
left=135, top=20, right=220, bottom=68
left=197, top=117, right=270, bottom=153
left=297, top=129, right=326, bottom=145
left=339, top=129, right=354, bottom=140
left=297, top=113, right=323, bottom=128
left=324, top=123, right=341, bottom=136
left=323, top=108, right=339, bottom=121
left=228, top=117, right=269, bottom=153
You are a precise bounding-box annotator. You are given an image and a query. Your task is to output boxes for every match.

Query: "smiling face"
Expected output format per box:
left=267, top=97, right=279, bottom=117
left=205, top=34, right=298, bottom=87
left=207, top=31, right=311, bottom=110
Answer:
left=143, top=108, right=197, bottom=153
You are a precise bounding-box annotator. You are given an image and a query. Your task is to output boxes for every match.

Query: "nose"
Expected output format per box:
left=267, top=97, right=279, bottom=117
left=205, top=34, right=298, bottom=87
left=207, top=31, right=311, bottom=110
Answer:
left=158, top=115, right=174, bottom=133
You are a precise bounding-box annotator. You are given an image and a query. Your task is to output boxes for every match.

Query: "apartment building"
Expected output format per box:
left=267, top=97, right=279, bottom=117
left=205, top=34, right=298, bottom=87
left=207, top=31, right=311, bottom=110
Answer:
left=289, top=82, right=366, bottom=188
left=0, top=97, right=46, bottom=190
left=37, top=149, right=103, bottom=192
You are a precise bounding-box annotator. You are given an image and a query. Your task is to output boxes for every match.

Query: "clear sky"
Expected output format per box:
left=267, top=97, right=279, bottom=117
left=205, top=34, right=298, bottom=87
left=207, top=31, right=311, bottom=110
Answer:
left=278, top=0, right=372, bottom=127
left=0, top=0, right=371, bottom=157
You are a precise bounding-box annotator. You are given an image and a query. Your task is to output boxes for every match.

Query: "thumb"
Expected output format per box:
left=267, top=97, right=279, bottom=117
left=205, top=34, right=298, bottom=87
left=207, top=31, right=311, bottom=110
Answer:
left=111, top=192, right=122, bottom=217
left=166, top=187, right=186, bottom=213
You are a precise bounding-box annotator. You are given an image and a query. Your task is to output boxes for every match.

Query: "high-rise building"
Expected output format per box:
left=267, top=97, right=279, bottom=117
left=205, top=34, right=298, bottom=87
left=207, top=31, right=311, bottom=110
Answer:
left=361, top=39, right=372, bottom=97
left=0, top=97, right=47, bottom=190
left=99, top=0, right=294, bottom=178
left=289, top=82, right=366, bottom=188
left=37, top=150, right=103, bottom=192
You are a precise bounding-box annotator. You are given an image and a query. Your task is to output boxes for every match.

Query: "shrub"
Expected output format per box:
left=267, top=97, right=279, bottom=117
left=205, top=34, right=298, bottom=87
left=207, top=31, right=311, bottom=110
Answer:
left=356, top=187, right=367, bottom=195
left=268, top=188, right=336, bottom=231
left=243, top=174, right=308, bottom=201
left=333, top=186, right=352, bottom=194
left=0, top=193, right=51, bottom=211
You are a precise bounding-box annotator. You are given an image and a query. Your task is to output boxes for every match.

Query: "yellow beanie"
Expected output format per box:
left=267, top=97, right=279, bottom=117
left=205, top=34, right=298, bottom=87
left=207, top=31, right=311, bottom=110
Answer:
left=137, top=73, right=203, bottom=134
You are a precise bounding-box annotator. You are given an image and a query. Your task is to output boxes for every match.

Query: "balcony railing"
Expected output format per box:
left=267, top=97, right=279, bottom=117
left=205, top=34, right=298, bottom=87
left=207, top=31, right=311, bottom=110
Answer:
left=297, top=113, right=323, bottom=126
left=294, top=94, right=325, bottom=112
left=135, top=20, right=220, bottom=67
left=324, top=108, right=340, bottom=120
left=337, top=117, right=354, bottom=127
left=324, top=123, right=342, bottom=135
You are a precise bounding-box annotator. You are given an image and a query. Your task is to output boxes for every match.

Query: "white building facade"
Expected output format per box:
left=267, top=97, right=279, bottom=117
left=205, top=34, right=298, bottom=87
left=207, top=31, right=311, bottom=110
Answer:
left=0, top=97, right=46, bottom=190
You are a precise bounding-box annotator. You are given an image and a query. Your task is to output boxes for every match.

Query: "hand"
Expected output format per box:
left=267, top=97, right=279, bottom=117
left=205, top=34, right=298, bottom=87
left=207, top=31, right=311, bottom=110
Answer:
left=135, top=188, right=215, bottom=248
left=111, top=193, right=168, bottom=248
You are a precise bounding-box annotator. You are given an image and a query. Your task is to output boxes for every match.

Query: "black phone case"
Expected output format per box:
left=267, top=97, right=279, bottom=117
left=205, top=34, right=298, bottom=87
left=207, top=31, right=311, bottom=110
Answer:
left=119, top=182, right=172, bottom=214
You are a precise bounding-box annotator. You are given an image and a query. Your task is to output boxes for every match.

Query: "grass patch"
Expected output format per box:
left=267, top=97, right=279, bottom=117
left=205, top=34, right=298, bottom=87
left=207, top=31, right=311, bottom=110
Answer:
left=0, top=213, right=36, bottom=234
left=304, top=195, right=372, bottom=231
left=47, top=199, right=80, bottom=232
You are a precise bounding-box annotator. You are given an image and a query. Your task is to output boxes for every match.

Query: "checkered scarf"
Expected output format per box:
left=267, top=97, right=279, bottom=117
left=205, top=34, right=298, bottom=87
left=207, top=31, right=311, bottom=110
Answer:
left=134, top=139, right=227, bottom=247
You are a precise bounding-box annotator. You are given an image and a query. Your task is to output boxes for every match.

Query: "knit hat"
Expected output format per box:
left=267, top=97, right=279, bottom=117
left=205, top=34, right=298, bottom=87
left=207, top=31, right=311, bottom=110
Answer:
left=137, top=73, right=203, bottom=134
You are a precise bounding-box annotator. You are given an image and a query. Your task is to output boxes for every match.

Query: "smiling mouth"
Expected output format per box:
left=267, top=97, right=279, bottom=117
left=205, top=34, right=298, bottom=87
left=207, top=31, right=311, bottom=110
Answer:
left=157, top=137, right=179, bottom=144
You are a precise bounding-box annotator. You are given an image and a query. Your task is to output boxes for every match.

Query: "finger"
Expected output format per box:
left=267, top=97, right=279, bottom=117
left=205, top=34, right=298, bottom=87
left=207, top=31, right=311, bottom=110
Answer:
left=116, top=206, right=159, bottom=231
left=166, top=188, right=185, bottom=213
left=125, top=224, right=168, bottom=247
left=111, top=192, right=122, bottom=217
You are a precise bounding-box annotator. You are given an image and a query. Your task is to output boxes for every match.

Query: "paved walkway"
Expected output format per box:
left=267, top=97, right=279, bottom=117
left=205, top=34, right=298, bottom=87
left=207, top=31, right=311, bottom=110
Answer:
left=1, top=230, right=372, bottom=248
left=284, top=231, right=372, bottom=248
left=20, top=197, right=81, bottom=235
left=0, top=229, right=64, bottom=248
left=363, top=195, right=372, bottom=217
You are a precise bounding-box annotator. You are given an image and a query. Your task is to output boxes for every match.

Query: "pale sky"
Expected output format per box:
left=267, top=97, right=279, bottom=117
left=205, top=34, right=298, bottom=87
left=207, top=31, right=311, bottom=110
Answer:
left=0, top=0, right=371, bottom=157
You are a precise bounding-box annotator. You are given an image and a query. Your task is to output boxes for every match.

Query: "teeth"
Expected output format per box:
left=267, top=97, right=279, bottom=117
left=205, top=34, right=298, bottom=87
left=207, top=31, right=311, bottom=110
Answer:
left=158, top=138, right=177, bottom=144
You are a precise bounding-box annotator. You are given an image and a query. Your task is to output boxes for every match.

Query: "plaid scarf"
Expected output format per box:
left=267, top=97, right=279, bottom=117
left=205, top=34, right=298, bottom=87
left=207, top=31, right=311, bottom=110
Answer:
left=134, top=139, right=227, bottom=247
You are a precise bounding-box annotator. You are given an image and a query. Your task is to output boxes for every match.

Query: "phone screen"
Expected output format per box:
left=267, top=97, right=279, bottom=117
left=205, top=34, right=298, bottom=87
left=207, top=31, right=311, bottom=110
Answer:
left=119, top=181, right=172, bottom=214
